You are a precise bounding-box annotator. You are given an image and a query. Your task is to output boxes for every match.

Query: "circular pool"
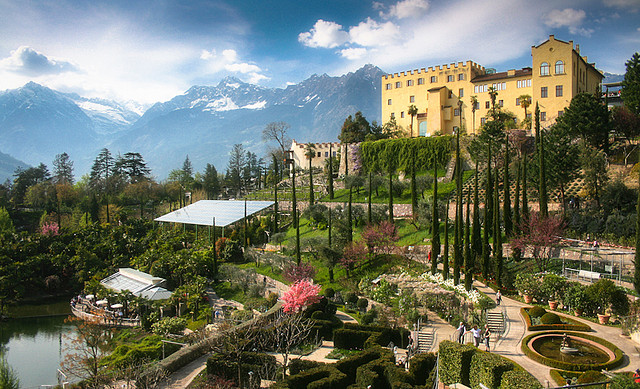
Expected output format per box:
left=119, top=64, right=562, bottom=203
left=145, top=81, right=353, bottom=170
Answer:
left=521, top=331, right=622, bottom=371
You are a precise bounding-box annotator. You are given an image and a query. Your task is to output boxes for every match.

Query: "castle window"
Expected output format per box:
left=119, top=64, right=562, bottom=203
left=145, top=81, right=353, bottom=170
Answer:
left=333, top=151, right=337, bottom=157
left=516, top=98, right=520, bottom=106
left=555, top=60, right=565, bottom=74
left=481, top=117, right=487, bottom=125
left=474, top=102, right=480, bottom=110
left=540, top=62, right=550, bottom=76
left=448, top=90, right=452, bottom=98
left=410, top=95, right=415, bottom=103
left=395, top=81, right=401, bottom=88
left=391, top=113, right=395, bottom=118
left=386, top=83, right=392, bottom=90
left=556, top=85, right=563, bottom=97
left=418, top=78, right=424, bottom=85
left=407, top=79, right=414, bottom=86
left=447, top=75, right=454, bottom=82
left=325, top=152, right=328, bottom=157
left=458, top=73, right=465, bottom=81
left=517, top=79, right=532, bottom=88
left=401, top=111, right=405, bottom=118
left=499, top=99, right=504, bottom=107
left=388, top=99, right=392, bottom=105
left=459, top=88, right=464, bottom=97
left=541, top=87, right=548, bottom=98
left=558, top=110, right=564, bottom=117
left=485, top=101, right=490, bottom=109
left=317, top=152, right=321, bottom=157
left=540, top=112, right=547, bottom=121
left=430, top=76, right=437, bottom=83
left=454, top=108, right=460, bottom=116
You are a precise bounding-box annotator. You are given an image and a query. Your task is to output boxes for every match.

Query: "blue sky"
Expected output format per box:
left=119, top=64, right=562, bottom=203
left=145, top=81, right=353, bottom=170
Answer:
left=0, top=0, right=638, bottom=105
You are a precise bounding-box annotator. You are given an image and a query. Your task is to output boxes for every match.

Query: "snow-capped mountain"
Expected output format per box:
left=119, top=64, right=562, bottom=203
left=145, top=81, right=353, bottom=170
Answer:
left=0, top=64, right=384, bottom=178
left=113, top=64, right=384, bottom=177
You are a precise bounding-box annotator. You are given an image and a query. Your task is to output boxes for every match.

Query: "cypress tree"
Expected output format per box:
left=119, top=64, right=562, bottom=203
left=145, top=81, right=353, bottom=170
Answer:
left=328, top=207, right=332, bottom=246
left=536, top=102, right=549, bottom=218
left=292, top=163, right=301, bottom=264
left=486, top=144, right=493, bottom=239
left=443, top=199, right=450, bottom=280
left=328, top=143, right=334, bottom=199
left=388, top=163, right=394, bottom=223
left=472, top=167, right=482, bottom=266
left=368, top=171, right=373, bottom=224
left=503, top=133, right=512, bottom=236
left=482, top=153, right=491, bottom=280
left=464, top=190, right=473, bottom=291
left=308, top=147, right=315, bottom=206
left=494, top=171, right=503, bottom=287
left=273, top=154, right=279, bottom=232
left=212, top=218, right=218, bottom=281
left=453, top=130, right=462, bottom=285
left=522, top=153, right=530, bottom=222
left=512, top=158, right=522, bottom=261
left=431, top=160, right=440, bottom=275
left=347, top=185, right=353, bottom=243
left=411, top=148, right=418, bottom=221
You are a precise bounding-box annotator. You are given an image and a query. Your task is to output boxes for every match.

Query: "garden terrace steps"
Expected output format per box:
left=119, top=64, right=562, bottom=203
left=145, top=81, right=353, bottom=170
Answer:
left=486, top=311, right=505, bottom=335
left=417, top=329, right=435, bottom=353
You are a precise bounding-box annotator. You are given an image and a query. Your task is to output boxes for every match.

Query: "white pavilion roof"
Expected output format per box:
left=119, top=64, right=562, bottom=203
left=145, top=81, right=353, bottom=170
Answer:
left=154, top=200, right=274, bottom=227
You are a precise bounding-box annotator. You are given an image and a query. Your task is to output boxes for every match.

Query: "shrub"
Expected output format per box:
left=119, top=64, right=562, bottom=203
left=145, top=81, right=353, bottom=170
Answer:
left=576, top=370, right=607, bottom=388
left=333, top=328, right=375, bottom=350
left=438, top=340, right=477, bottom=385
left=409, top=353, right=437, bottom=385
left=499, top=369, right=543, bottom=389
left=540, top=312, right=562, bottom=325
left=345, top=292, right=359, bottom=305
left=520, top=308, right=591, bottom=331
left=285, top=365, right=348, bottom=389
left=206, top=352, right=277, bottom=387
left=288, top=359, right=323, bottom=375
left=469, top=351, right=514, bottom=389
left=151, top=316, right=187, bottom=335
left=324, top=288, right=335, bottom=298
left=563, top=282, right=591, bottom=313
left=541, top=274, right=567, bottom=302
left=335, top=347, right=391, bottom=379
left=529, top=306, right=547, bottom=318
left=357, top=298, right=369, bottom=311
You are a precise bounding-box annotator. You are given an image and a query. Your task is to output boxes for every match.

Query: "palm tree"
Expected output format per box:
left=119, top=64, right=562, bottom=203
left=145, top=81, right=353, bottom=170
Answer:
left=488, top=87, right=498, bottom=119
left=518, top=94, right=532, bottom=131
left=305, top=143, right=316, bottom=205
left=470, top=96, right=478, bottom=134
left=408, top=104, right=418, bottom=137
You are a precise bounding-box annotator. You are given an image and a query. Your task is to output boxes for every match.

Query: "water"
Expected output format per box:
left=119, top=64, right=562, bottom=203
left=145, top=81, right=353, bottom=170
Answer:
left=0, top=315, right=76, bottom=388
left=532, top=335, right=611, bottom=365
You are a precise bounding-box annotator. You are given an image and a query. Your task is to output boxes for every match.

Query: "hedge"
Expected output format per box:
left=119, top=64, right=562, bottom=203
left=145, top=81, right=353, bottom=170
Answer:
left=499, top=370, right=543, bottom=389
left=521, top=331, right=624, bottom=371
left=335, top=346, right=392, bottom=379
left=312, top=319, right=337, bottom=340
left=343, top=323, right=411, bottom=348
left=355, top=359, right=414, bottom=388
left=333, top=328, right=376, bottom=350
left=284, top=365, right=348, bottom=389
left=206, top=352, right=277, bottom=386
left=469, top=351, right=514, bottom=389
left=360, top=136, right=453, bottom=173
left=438, top=340, right=477, bottom=385
left=520, top=307, right=591, bottom=331
left=408, top=352, right=437, bottom=385
left=287, top=359, right=324, bottom=376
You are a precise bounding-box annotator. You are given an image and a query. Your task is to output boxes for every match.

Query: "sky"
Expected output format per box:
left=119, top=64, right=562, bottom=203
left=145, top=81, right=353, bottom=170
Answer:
left=0, top=0, right=638, bottom=106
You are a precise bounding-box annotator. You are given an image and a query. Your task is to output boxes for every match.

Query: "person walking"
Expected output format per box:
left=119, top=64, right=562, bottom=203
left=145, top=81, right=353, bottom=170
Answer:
left=457, top=322, right=466, bottom=343
left=465, top=325, right=482, bottom=347
left=483, top=325, right=492, bottom=352
left=496, top=290, right=502, bottom=306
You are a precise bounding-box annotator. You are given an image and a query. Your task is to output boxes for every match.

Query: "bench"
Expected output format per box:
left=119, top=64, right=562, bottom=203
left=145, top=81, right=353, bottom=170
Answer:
left=578, top=270, right=600, bottom=281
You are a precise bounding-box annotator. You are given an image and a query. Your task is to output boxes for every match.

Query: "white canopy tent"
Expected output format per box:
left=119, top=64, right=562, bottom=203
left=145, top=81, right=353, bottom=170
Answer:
left=154, top=200, right=274, bottom=227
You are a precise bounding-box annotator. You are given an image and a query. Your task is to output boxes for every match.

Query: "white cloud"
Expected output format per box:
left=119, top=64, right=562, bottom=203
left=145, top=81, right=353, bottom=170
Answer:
left=222, top=49, right=238, bottom=62
left=200, top=47, right=269, bottom=84
left=385, top=0, right=430, bottom=19
left=340, top=47, right=368, bottom=60
left=298, top=19, right=349, bottom=48
left=545, top=8, right=593, bottom=37
left=603, top=0, right=640, bottom=10
left=248, top=73, right=269, bottom=84
left=200, top=49, right=215, bottom=60
left=225, top=62, right=262, bottom=73
left=0, top=46, right=79, bottom=76
left=349, top=18, right=400, bottom=47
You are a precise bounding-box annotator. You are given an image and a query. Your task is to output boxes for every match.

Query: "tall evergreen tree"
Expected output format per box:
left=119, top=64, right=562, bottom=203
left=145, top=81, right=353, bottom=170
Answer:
left=485, top=144, right=493, bottom=239
left=635, top=168, right=640, bottom=294
left=482, top=161, right=491, bottom=280
left=503, top=134, right=512, bottom=236
left=305, top=143, right=316, bottom=205
left=227, top=144, right=246, bottom=196
left=328, top=143, right=335, bottom=199
left=471, top=167, right=482, bottom=265
left=272, top=154, right=279, bottom=232
left=52, top=152, right=74, bottom=185
left=347, top=185, right=353, bottom=243
left=453, top=128, right=462, bottom=285
left=443, top=199, right=450, bottom=280
left=202, top=164, right=220, bottom=199
left=431, top=161, right=440, bottom=275
left=494, top=171, right=503, bottom=287
left=291, top=161, right=300, bottom=264
left=90, top=148, right=114, bottom=223
left=536, top=103, right=549, bottom=218
left=410, top=148, right=418, bottom=220
left=622, top=52, right=640, bottom=115
left=464, top=190, right=472, bottom=291
left=388, top=162, right=394, bottom=223
left=368, top=171, right=373, bottom=224
left=512, top=158, right=522, bottom=261
left=522, top=153, right=530, bottom=222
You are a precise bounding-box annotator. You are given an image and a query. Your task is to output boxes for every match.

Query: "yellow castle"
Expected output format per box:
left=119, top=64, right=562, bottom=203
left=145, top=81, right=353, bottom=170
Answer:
left=381, top=35, right=603, bottom=136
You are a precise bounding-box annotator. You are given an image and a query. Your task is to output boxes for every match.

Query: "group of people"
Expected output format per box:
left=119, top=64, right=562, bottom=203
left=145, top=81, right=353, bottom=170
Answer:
left=457, top=322, right=492, bottom=352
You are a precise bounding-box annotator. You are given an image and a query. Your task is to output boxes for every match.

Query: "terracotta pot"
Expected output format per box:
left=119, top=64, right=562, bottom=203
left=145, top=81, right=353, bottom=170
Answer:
left=574, top=309, right=583, bottom=317
left=548, top=301, right=558, bottom=311
left=597, top=314, right=611, bottom=324
left=523, top=295, right=533, bottom=304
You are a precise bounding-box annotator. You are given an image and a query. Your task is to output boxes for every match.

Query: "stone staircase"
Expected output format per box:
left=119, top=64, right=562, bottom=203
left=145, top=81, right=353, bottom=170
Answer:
left=486, top=310, right=505, bottom=334
left=416, top=329, right=435, bottom=353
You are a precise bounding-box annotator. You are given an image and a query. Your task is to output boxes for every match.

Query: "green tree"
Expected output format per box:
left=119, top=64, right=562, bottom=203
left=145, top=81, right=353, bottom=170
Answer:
left=522, top=153, right=529, bottom=222
left=488, top=86, right=498, bottom=119
left=12, top=163, right=50, bottom=207
left=470, top=95, right=478, bottom=133
left=535, top=103, right=549, bottom=219
left=635, top=167, right=640, bottom=295
left=453, top=127, right=462, bottom=285
left=408, top=104, right=418, bottom=137
left=580, top=143, right=609, bottom=208
left=443, top=199, right=450, bottom=280
left=431, top=160, right=440, bottom=275
left=622, top=52, right=640, bottom=115
left=493, top=171, right=503, bottom=287
left=464, top=190, right=472, bottom=291
left=305, top=143, right=316, bottom=205
left=612, top=106, right=640, bottom=166
left=471, top=168, right=482, bottom=267
left=518, top=94, right=532, bottom=131
left=116, top=152, right=151, bottom=184
left=328, top=143, right=335, bottom=199
left=272, top=154, right=279, bottom=232
left=503, top=133, right=512, bottom=236
left=52, top=152, right=74, bottom=185
left=226, top=144, right=246, bottom=196
left=339, top=111, right=372, bottom=144
left=557, top=93, right=611, bottom=153
left=202, top=163, right=220, bottom=199
left=0, top=207, right=14, bottom=234
left=0, top=353, right=19, bottom=389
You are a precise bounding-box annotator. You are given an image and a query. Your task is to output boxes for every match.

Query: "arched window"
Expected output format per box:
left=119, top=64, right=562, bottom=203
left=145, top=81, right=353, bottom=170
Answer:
left=540, top=62, right=549, bottom=76
left=555, top=60, right=564, bottom=74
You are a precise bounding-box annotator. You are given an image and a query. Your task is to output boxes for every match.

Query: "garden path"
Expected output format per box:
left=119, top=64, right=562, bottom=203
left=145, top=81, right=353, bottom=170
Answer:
left=473, top=281, right=640, bottom=387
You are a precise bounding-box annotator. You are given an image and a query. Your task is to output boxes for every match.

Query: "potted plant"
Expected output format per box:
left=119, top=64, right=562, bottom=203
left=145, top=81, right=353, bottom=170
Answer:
left=563, top=282, right=590, bottom=316
left=587, top=279, right=629, bottom=324
left=515, top=273, right=541, bottom=304
left=541, top=274, right=567, bottom=311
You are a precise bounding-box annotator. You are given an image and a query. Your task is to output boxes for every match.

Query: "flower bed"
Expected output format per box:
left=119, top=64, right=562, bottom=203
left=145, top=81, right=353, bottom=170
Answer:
left=520, top=307, right=591, bottom=331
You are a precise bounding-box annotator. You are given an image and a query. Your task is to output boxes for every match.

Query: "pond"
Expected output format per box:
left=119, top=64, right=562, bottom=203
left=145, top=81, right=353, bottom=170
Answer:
left=1, top=314, right=77, bottom=388
left=531, top=335, right=612, bottom=365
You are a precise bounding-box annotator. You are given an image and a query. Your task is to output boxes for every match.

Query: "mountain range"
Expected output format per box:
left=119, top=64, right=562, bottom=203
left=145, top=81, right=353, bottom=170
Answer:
left=0, top=65, right=384, bottom=181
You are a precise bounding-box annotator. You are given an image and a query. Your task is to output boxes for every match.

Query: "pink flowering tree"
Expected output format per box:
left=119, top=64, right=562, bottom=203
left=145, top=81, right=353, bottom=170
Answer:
left=41, top=222, right=60, bottom=236
left=281, top=279, right=321, bottom=314
left=340, top=241, right=367, bottom=277
left=511, top=212, right=565, bottom=272
left=361, top=221, right=399, bottom=255
left=282, top=262, right=317, bottom=284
